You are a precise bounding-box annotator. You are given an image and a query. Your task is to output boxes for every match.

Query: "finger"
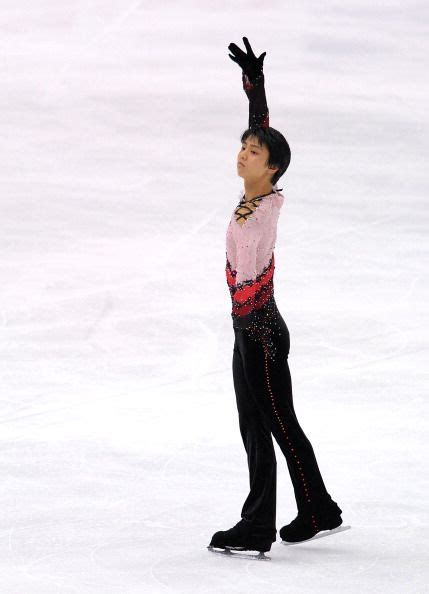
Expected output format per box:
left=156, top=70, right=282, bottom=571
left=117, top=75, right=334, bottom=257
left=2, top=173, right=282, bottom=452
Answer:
left=257, top=52, right=266, bottom=67
left=228, top=42, right=246, bottom=56
left=228, top=54, right=239, bottom=63
left=242, top=36, right=256, bottom=58
left=228, top=43, right=248, bottom=60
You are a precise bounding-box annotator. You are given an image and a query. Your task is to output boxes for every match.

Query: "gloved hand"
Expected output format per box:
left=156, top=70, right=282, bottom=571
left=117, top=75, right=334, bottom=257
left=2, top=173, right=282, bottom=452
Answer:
left=228, top=36, right=267, bottom=82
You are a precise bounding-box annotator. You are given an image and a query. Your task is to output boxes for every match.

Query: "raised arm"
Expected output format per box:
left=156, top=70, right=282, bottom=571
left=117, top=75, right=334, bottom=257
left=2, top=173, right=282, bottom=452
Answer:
left=228, top=36, right=269, bottom=130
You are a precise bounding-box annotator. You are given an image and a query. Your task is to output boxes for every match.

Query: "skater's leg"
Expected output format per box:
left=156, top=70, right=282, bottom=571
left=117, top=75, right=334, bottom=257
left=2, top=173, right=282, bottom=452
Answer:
left=268, top=350, right=334, bottom=516
left=238, top=314, right=340, bottom=527
left=232, top=339, right=277, bottom=536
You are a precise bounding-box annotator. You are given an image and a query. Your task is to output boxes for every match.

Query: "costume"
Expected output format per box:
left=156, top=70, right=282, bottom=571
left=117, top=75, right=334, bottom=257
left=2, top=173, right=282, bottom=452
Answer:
left=225, top=45, right=284, bottom=360
left=226, top=187, right=284, bottom=362
left=209, top=38, right=342, bottom=557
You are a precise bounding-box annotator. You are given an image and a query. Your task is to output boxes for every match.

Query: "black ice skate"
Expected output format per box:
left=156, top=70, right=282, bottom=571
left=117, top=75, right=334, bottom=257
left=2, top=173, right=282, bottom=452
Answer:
left=280, top=507, right=351, bottom=545
left=207, top=519, right=276, bottom=560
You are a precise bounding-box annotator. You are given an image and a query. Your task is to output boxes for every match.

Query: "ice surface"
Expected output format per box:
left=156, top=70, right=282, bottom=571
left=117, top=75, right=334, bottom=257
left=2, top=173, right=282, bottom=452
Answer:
left=1, top=1, right=428, bottom=592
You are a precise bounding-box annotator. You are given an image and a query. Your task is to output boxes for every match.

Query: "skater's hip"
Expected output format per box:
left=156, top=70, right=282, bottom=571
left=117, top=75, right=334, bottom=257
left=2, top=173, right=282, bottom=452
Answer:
left=232, top=298, right=288, bottom=333
left=233, top=299, right=290, bottom=358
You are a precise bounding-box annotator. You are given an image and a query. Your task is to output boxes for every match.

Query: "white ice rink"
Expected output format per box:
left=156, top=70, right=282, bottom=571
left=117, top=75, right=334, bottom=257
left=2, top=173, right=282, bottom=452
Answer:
left=1, top=1, right=428, bottom=592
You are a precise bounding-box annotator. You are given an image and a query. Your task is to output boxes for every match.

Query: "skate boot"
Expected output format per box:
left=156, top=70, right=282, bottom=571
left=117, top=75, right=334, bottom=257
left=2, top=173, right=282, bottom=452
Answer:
left=208, top=519, right=276, bottom=559
left=280, top=503, right=344, bottom=544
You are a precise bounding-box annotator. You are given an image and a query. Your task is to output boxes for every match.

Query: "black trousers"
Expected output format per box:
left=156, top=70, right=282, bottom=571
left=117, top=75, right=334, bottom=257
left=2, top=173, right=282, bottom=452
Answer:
left=232, top=305, right=338, bottom=535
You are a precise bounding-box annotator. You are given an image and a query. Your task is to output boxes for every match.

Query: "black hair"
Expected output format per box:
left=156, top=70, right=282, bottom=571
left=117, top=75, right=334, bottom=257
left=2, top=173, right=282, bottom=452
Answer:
left=240, top=126, right=291, bottom=186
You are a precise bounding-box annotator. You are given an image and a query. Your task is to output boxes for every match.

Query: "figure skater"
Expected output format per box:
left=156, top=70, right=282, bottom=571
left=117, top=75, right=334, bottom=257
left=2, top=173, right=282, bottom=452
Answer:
left=208, top=37, right=344, bottom=558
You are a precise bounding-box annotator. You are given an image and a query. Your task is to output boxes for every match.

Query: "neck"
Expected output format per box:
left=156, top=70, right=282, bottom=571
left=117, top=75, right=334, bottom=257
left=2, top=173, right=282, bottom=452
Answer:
left=243, top=179, right=273, bottom=201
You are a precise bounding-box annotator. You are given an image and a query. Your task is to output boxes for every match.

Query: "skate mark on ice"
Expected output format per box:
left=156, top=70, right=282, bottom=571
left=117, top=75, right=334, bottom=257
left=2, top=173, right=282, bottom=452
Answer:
left=293, top=214, right=399, bottom=247
left=42, top=1, right=144, bottom=101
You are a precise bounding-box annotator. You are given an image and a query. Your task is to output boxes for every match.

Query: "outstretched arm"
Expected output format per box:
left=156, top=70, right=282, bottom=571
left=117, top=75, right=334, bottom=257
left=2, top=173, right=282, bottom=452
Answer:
left=228, top=36, right=269, bottom=130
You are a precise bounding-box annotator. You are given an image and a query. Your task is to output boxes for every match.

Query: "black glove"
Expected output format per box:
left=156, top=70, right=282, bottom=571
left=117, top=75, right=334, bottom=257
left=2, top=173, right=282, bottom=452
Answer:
left=227, top=36, right=270, bottom=129
left=228, top=36, right=266, bottom=82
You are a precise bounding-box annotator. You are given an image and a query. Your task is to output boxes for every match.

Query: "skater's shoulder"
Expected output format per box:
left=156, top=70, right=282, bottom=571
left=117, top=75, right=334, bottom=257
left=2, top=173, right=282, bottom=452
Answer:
left=272, top=186, right=285, bottom=209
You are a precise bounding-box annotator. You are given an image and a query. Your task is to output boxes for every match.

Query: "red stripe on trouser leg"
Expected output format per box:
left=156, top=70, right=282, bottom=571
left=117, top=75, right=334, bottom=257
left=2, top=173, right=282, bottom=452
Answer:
left=261, top=341, right=319, bottom=533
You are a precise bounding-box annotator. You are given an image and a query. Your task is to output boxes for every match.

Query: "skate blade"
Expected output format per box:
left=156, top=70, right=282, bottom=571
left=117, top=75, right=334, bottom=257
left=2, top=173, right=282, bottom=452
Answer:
left=281, top=524, right=351, bottom=545
left=207, top=545, right=271, bottom=560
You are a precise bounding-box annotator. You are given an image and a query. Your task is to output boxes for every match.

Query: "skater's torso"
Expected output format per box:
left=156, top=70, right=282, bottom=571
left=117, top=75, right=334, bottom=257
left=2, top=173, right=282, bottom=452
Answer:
left=225, top=186, right=285, bottom=359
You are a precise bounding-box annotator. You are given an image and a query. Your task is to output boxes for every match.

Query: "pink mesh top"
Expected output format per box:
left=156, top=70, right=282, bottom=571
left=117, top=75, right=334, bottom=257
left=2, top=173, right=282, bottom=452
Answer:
left=225, top=186, right=285, bottom=329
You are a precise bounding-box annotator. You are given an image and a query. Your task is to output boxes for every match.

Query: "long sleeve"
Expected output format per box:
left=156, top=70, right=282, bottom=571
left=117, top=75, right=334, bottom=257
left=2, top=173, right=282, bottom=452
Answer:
left=230, top=232, right=261, bottom=329
left=226, top=192, right=285, bottom=349
left=242, top=71, right=269, bottom=129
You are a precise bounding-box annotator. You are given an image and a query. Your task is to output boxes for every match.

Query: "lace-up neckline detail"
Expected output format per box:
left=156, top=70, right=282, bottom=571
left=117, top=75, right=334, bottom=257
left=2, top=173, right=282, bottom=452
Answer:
left=234, top=190, right=274, bottom=227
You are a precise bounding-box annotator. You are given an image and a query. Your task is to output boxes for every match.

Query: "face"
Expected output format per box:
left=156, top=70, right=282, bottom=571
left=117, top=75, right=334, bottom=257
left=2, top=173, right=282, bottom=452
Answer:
left=237, top=135, right=278, bottom=183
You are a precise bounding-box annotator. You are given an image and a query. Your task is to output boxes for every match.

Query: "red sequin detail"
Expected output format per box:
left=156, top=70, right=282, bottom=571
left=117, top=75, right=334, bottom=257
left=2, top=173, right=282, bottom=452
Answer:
left=261, top=341, right=319, bottom=532
left=226, top=253, right=275, bottom=318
